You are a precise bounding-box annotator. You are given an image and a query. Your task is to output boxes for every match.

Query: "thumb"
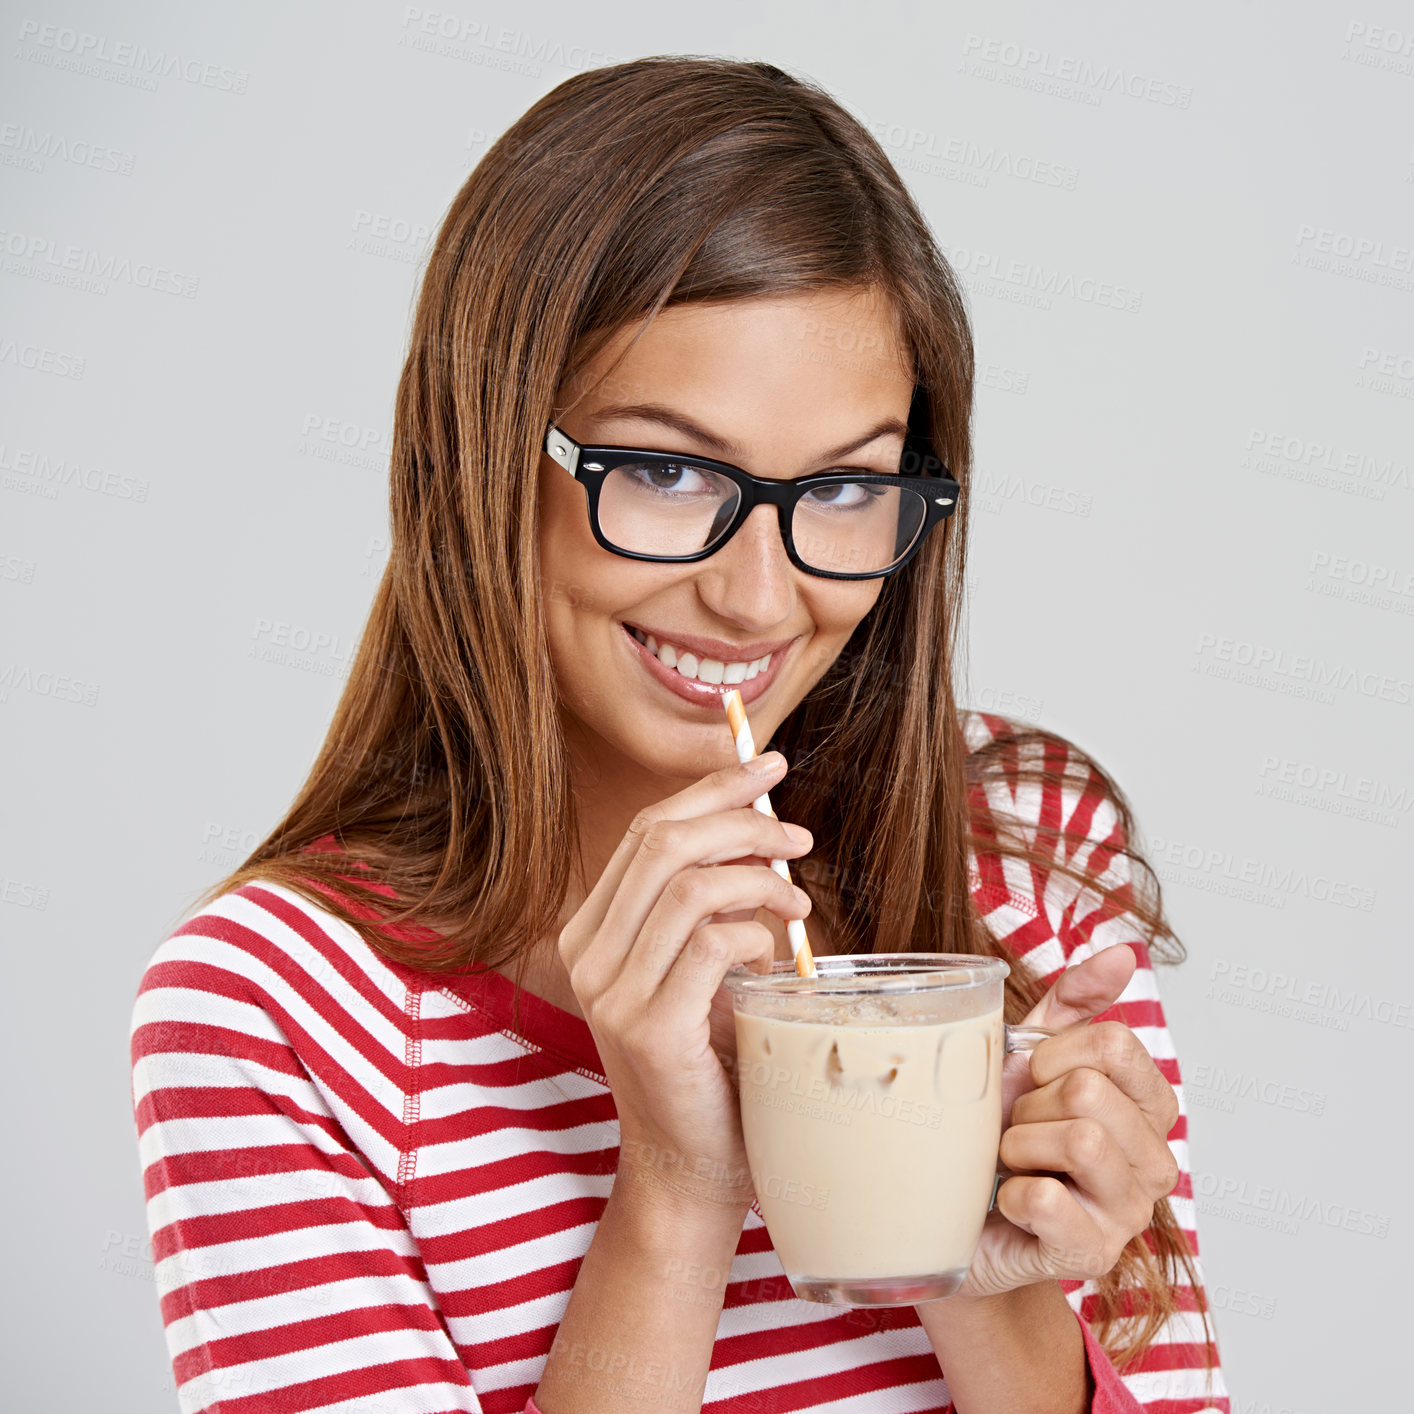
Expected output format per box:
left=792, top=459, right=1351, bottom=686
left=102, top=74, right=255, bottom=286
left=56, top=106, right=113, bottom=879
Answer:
left=1022, top=944, right=1137, bottom=1032
left=1000, top=945, right=1139, bottom=1124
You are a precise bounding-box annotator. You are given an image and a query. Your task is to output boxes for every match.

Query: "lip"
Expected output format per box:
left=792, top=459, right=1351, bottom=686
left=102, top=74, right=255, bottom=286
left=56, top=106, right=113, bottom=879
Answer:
left=620, top=622, right=795, bottom=708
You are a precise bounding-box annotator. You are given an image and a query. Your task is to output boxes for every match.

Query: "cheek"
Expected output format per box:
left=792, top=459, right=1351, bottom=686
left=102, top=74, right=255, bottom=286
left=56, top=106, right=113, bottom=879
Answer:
left=808, top=582, right=885, bottom=641
left=537, top=466, right=609, bottom=609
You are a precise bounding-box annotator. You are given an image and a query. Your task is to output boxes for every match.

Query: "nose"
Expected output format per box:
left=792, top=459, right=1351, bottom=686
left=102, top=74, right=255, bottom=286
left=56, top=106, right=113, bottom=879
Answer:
left=693, top=503, right=796, bottom=626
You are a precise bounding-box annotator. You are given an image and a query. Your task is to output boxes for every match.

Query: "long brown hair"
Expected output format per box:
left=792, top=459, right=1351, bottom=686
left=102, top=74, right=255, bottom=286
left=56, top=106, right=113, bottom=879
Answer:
left=188, top=55, right=1211, bottom=1377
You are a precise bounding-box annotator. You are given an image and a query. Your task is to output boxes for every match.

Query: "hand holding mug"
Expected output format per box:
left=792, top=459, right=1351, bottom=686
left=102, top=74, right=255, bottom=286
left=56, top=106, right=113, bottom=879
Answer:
left=952, top=945, right=1182, bottom=1302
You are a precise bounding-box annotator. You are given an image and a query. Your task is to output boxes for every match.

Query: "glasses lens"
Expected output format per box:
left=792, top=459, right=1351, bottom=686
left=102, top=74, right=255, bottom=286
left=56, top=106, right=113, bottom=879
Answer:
left=598, top=461, right=741, bottom=557
left=791, top=482, right=929, bottom=575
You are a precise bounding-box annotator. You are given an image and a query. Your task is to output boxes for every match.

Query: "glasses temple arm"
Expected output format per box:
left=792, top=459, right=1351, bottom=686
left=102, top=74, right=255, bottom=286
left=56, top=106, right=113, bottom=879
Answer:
left=544, top=427, right=581, bottom=477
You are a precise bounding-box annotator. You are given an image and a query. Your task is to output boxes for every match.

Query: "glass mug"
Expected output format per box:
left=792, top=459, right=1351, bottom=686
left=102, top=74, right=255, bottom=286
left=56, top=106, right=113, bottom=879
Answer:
left=723, top=954, right=1052, bottom=1307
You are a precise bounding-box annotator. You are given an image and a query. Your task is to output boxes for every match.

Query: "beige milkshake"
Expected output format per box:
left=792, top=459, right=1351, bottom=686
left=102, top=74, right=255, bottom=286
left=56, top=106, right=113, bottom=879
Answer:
left=734, top=998, right=1004, bottom=1303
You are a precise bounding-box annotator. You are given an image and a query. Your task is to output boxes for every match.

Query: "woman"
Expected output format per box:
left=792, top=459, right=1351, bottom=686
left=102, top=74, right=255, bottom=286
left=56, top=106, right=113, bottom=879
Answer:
left=130, top=56, right=1227, bottom=1413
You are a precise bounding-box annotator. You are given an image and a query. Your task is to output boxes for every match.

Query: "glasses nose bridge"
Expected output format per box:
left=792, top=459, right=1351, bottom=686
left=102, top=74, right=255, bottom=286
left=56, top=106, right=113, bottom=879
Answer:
left=728, top=472, right=797, bottom=560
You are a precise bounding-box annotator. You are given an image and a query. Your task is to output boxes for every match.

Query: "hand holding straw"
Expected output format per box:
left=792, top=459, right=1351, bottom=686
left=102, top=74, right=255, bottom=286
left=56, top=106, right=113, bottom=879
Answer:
left=722, top=689, right=817, bottom=978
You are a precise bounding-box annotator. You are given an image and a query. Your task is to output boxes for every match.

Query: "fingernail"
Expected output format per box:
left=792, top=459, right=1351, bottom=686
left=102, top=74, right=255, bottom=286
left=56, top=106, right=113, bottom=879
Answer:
left=793, top=885, right=811, bottom=907
left=782, top=822, right=812, bottom=846
left=747, top=752, right=785, bottom=775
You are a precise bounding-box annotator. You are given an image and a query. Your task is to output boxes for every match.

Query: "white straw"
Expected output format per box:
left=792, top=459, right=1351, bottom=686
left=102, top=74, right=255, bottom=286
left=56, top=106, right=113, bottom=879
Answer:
left=722, top=690, right=816, bottom=977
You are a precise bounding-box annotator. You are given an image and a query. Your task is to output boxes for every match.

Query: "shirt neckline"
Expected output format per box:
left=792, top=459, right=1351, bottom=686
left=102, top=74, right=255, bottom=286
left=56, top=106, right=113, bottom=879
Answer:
left=438, top=963, right=605, bottom=1081
left=298, top=834, right=605, bottom=1080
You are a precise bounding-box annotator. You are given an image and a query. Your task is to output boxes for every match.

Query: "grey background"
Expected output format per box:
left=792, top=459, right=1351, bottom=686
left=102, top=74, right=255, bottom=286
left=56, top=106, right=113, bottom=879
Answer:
left=3, top=1, right=1411, bottom=1408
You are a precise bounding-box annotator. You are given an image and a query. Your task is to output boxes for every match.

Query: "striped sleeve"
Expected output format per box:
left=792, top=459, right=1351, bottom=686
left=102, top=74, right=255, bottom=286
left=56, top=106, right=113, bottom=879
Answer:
left=968, top=719, right=1230, bottom=1414
left=128, top=886, right=486, bottom=1414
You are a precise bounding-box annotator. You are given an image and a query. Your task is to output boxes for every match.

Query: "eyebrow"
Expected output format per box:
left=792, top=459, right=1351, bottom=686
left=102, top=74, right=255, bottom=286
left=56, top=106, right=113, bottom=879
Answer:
left=589, top=401, right=911, bottom=465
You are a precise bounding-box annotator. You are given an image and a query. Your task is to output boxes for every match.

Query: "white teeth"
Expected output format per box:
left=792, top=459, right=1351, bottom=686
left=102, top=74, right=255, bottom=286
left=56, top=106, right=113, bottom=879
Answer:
left=629, top=625, right=777, bottom=684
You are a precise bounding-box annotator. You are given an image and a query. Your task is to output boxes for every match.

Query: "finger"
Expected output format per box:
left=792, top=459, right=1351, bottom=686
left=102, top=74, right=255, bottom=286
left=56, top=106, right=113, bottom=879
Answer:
left=707, top=855, right=798, bottom=935
left=1028, top=1021, right=1180, bottom=1141
left=652, top=919, right=778, bottom=1024
left=623, top=863, right=810, bottom=997
left=566, top=797, right=810, bottom=987
left=602, top=820, right=811, bottom=984
left=999, top=1118, right=1144, bottom=1212
left=994, top=1176, right=1115, bottom=1282
left=1010, top=1067, right=1181, bottom=1196
left=1021, top=945, right=1137, bottom=1032
left=580, top=782, right=807, bottom=958
left=560, top=753, right=790, bottom=967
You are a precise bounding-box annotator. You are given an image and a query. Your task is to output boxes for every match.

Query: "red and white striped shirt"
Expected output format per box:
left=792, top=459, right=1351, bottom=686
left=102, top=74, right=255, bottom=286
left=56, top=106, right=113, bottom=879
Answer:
left=129, top=710, right=1228, bottom=1413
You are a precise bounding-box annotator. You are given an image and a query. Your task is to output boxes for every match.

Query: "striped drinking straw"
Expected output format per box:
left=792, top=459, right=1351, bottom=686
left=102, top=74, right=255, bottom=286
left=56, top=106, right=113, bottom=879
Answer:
left=722, top=688, right=817, bottom=978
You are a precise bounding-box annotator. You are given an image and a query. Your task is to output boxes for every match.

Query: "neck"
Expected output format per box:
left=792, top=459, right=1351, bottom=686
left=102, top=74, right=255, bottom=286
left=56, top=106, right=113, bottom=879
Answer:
left=560, top=712, right=704, bottom=897
left=499, top=715, right=703, bottom=1019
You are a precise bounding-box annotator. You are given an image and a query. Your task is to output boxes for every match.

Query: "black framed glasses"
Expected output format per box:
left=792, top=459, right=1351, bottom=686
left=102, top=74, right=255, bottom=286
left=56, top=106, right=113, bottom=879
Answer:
left=542, top=422, right=959, bottom=581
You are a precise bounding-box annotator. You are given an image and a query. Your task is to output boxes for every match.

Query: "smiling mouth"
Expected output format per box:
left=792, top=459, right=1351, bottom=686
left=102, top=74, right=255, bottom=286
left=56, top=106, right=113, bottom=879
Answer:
left=624, top=624, right=775, bottom=686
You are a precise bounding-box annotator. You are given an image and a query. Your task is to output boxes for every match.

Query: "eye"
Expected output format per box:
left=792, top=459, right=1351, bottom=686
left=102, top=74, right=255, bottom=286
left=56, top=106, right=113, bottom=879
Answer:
left=802, top=481, right=886, bottom=509
left=625, top=462, right=722, bottom=496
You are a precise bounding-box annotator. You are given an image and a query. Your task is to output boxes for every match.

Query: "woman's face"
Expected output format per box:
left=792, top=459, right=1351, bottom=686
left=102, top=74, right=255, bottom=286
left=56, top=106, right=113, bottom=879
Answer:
left=538, top=284, right=916, bottom=790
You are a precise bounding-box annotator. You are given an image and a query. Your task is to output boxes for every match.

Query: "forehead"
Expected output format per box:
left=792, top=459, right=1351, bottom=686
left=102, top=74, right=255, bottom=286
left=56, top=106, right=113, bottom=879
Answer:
left=566, top=287, right=916, bottom=454
left=594, top=285, right=911, bottom=378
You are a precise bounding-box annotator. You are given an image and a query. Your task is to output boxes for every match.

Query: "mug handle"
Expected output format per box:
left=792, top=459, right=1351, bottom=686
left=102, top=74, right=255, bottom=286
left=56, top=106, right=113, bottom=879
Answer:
left=988, top=1024, right=1059, bottom=1212
left=1005, top=1025, right=1056, bottom=1055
